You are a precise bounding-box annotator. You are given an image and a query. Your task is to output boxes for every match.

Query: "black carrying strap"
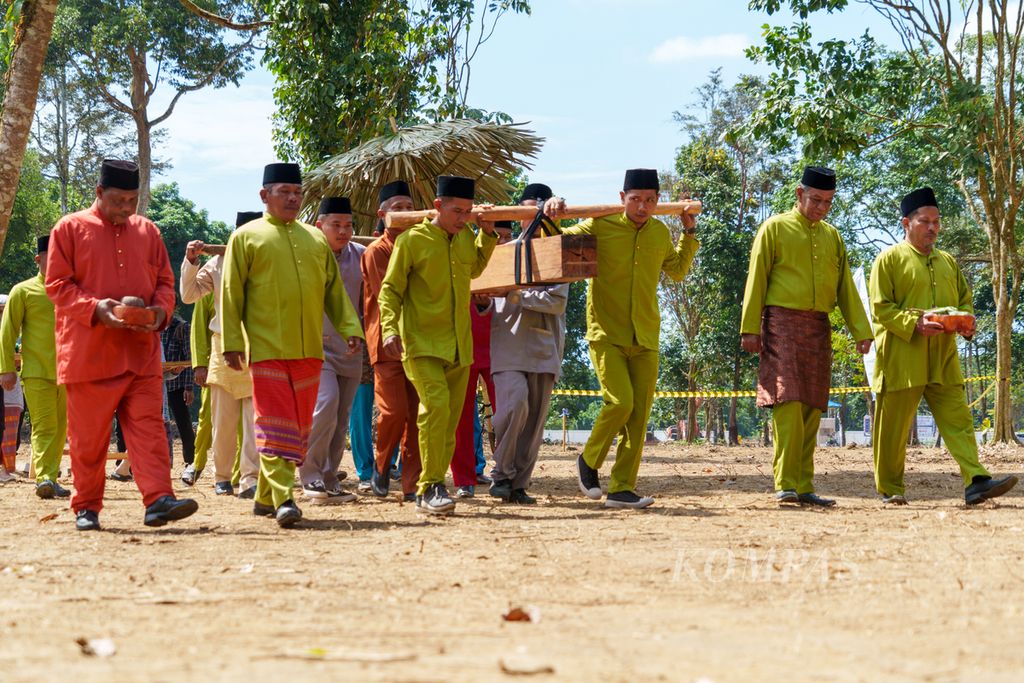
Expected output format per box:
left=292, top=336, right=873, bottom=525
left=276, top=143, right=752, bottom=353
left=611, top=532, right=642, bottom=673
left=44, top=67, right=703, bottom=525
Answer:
left=513, top=207, right=560, bottom=286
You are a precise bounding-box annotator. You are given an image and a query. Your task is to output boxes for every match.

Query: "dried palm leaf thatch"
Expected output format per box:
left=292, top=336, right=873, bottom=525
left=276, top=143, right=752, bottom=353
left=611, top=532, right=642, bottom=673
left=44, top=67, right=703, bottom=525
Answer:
left=302, top=119, right=543, bottom=233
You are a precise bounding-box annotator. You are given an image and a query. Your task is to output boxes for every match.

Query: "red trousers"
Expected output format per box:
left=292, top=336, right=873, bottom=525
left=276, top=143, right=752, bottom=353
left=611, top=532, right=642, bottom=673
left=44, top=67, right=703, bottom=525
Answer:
left=250, top=359, right=322, bottom=465
left=373, top=360, right=422, bottom=495
left=451, top=364, right=495, bottom=487
left=66, top=371, right=173, bottom=513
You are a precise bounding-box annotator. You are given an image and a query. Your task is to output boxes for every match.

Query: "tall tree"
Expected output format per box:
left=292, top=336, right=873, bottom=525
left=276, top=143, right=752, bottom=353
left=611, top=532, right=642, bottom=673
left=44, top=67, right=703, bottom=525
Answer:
left=260, top=0, right=529, bottom=168
left=55, top=0, right=258, bottom=214
left=746, top=0, right=1024, bottom=442
left=0, top=0, right=58, bottom=257
left=0, top=150, right=61, bottom=292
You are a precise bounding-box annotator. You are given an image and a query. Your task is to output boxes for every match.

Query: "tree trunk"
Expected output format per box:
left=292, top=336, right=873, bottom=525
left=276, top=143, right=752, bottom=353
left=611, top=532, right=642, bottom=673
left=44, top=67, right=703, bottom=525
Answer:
left=686, top=360, right=698, bottom=443
left=0, top=0, right=59, bottom=255
left=128, top=45, right=152, bottom=215
left=992, top=288, right=1018, bottom=442
left=134, top=112, right=152, bottom=215
left=727, top=353, right=741, bottom=445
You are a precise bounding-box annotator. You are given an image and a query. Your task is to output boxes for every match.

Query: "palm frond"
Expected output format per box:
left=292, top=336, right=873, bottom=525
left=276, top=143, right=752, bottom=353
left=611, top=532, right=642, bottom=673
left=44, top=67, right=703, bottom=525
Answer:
left=302, top=120, right=544, bottom=233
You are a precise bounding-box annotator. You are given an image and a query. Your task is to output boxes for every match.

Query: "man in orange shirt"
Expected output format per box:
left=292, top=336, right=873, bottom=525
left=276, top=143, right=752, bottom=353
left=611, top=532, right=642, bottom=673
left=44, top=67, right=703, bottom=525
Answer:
left=362, top=180, right=421, bottom=500
left=46, top=159, right=198, bottom=531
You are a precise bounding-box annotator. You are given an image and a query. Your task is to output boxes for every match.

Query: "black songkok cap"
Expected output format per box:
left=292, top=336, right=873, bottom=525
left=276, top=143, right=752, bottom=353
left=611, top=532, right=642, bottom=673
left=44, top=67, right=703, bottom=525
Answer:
left=800, top=166, right=837, bottom=191
left=436, top=175, right=475, bottom=200
left=519, top=183, right=553, bottom=203
left=318, top=197, right=352, bottom=215
left=98, top=159, right=140, bottom=190
left=900, top=187, right=938, bottom=218
left=623, top=169, right=659, bottom=192
left=494, top=220, right=514, bottom=230
left=236, top=211, right=263, bottom=227
left=379, top=180, right=412, bottom=203
left=262, top=162, right=302, bottom=186
left=36, top=235, right=49, bottom=253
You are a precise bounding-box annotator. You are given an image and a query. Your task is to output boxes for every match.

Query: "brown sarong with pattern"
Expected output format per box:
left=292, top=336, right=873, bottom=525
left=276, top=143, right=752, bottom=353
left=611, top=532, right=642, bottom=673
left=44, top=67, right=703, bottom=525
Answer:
left=756, top=306, right=831, bottom=412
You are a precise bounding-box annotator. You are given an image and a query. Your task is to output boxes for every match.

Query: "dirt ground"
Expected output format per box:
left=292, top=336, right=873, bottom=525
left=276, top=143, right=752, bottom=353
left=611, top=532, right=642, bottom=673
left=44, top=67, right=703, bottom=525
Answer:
left=2, top=440, right=1023, bottom=683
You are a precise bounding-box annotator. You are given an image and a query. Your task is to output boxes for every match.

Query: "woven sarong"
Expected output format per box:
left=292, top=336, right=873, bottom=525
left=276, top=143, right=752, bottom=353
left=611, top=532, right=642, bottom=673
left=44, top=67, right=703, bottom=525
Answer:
left=250, top=358, right=322, bottom=465
left=2, top=407, right=20, bottom=471
left=756, top=306, right=831, bottom=412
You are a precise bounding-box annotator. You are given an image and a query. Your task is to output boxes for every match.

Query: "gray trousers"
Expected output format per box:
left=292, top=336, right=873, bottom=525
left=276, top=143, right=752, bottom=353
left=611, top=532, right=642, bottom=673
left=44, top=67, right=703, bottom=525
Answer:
left=301, top=365, right=360, bottom=488
left=489, top=370, right=555, bottom=490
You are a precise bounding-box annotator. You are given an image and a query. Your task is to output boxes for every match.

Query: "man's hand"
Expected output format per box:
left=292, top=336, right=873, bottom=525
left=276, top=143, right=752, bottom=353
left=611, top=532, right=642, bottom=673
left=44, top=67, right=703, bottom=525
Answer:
left=223, top=351, right=245, bottom=371
left=916, top=314, right=945, bottom=337
left=471, top=293, right=491, bottom=309
left=0, top=372, right=15, bottom=391
left=346, top=336, right=363, bottom=355
left=94, top=298, right=128, bottom=329
left=543, top=196, right=567, bottom=219
left=475, top=203, right=496, bottom=236
left=194, top=366, right=208, bottom=387
left=185, top=240, right=206, bottom=265
left=681, top=209, right=697, bottom=231
left=183, top=387, right=194, bottom=407
left=740, top=334, right=762, bottom=354
left=127, top=306, right=166, bottom=333
left=856, top=338, right=873, bottom=355
left=382, top=335, right=404, bottom=361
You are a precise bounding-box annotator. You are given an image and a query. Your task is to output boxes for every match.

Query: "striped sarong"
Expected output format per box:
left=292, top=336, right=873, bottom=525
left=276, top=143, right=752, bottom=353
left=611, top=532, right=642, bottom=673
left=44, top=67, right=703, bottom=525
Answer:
left=2, top=407, right=21, bottom=471
left=756, top=306, right=832, bottom=412
left=250, top=359, right=323, bottom=465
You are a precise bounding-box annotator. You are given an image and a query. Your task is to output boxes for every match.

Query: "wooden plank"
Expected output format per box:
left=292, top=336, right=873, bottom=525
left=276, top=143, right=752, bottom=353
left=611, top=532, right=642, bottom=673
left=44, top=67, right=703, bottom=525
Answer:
left=470, top=234, right=596, bottom=295
left=385, top=200, right=702, bottom=229
left=201, top=234, right=377, bottom=256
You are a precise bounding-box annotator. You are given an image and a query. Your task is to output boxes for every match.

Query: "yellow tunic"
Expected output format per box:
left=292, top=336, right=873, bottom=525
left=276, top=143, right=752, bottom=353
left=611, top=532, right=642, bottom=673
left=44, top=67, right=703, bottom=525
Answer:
left=740, top=208, right=871, bottom=340
left=561, top=213, right=698, bottom=351
left=869, top=241, right=970, bottom=392
left=378, top=219, right=497, bottom=366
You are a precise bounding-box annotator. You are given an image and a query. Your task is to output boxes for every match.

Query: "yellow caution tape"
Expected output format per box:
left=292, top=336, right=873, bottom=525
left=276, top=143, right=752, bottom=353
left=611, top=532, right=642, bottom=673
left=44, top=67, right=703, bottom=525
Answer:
left=550, top=375, right=998, bottom=400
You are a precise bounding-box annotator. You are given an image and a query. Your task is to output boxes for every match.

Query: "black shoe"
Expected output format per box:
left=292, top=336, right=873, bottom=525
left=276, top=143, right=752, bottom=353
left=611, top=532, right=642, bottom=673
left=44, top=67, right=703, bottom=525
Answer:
left=577, top=455, right=601, bottom=500
left=237, top=486, right=256, bottom=500
left=276, top=500, right=302, bottom=527
left=510, top=488, right=536, bottom=505
left=144, top=496, right=199, bottom=527
left=75, top=510, right=101, bottom=531
left=798, top=492, right=836, bottom=507
left=881, top=493, right=908, bottom=506
left=489, top=479, right=512, bottom=501
left=604, top=490, right=654, bottom=509
left=403, top=492, right=416, bottom=502
left=418, top=483, right=456, bottom=515
left=35, top=480, right=56, bottom=499
left=389, top=465, right=401, bottom=482
left=476, top=472, right=492, bottom=485
left=370, top=465, right=390, bottom=497
left=109, top=471, right=133, bottom=482
left=965, top=475, right=1018, bottom=505
left=214, top=481, right=234, bottom=496
left=253, top=501, right=275, bottom=517
left=51, top=481, right=71, bottom=498
left=775, top=489, right=799, bottom=505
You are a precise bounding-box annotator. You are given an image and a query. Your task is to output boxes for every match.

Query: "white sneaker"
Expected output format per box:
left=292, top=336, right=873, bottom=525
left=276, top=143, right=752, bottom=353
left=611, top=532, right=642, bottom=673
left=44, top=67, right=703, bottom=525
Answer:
left=604, top=490, right=654, bottom=509
left=356, top=480, right=372, bottom=493
left=325, top=483, right=357, bottom=504
left=0, top=467, right=14, bottom=483
left=302, top=480, right=329, bottom=499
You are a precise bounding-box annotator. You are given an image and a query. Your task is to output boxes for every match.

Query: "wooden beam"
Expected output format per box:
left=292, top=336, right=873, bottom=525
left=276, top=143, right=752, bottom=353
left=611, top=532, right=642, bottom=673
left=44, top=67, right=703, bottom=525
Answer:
left=470, top=234, right=597, bottom=295
left=384, top=200, right=703, bottom=229
left=200, top=235, right=378, bottom=257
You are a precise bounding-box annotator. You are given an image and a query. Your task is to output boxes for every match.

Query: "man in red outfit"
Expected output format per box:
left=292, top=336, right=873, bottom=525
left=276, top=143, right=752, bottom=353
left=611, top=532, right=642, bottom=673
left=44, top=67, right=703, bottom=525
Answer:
left=46, top=159, right=198, bottom=531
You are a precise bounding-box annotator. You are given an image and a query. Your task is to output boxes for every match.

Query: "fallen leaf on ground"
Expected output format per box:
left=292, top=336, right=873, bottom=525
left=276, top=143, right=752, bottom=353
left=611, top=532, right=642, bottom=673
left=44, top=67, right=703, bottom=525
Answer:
left=502, top=606, right=541, bottom=622
left=38, top=513, right=59, bottom=523
left=499, top=657, right=555, bottom=676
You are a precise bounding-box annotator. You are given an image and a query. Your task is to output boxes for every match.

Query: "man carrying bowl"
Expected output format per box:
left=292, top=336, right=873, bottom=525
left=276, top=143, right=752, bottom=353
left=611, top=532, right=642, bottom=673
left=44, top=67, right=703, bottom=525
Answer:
left=868, top=187, right=1017, bottom=505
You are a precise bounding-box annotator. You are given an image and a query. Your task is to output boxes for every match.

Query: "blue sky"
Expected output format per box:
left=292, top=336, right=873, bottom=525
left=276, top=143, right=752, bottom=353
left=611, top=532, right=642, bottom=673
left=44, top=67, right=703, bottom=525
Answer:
left=151, top=1, right=898, bottom=225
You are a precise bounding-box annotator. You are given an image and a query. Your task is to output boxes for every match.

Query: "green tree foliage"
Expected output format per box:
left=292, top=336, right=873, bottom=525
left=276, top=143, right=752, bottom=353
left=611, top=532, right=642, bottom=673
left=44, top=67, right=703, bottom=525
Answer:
left=259, top=0, right=529, bottom=167
left=0, top=150, right=60, bottom=293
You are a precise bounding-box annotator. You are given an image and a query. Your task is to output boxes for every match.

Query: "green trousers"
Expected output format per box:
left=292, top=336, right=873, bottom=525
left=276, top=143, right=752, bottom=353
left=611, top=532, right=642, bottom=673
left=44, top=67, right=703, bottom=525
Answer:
left=22, top=378, right=66, bottom=483
left=192, top=386, right=212, bottom=471
left=873, top=383, right=988, bottom=495
left=582, top=341, right=659, bottom=495
left=255, top=453, right=296, bottom=509
left=771, top=400, right=821, bottom=494
left=404, top=356, right=470, bottom=495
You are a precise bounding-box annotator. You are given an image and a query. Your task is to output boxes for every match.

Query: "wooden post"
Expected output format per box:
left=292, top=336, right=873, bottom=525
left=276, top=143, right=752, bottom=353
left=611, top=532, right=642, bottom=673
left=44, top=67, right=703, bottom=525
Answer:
left=561, top=409, right=568, bottom=451
left=384, top=200, right=703, bottom=229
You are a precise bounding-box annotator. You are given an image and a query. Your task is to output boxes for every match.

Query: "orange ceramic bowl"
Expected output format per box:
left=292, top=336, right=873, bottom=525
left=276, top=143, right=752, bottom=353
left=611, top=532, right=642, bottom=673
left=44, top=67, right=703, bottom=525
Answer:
left=113, top=304, right=156, bottom=327
left=928, top=312, right=975, bottom=334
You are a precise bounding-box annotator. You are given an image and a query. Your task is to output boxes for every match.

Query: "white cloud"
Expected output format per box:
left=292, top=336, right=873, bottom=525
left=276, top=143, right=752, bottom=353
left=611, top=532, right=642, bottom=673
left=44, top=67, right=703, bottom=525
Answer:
left=648, top=33, right=749, bottom=63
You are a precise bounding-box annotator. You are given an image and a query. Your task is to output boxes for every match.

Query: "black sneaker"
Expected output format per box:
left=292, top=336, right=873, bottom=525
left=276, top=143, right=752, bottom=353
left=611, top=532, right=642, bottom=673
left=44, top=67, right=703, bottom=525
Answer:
left=275, top=500, right=302, bottom=527
left=76, top=510, right=100, bottom=531
left=35, top=480, right=57, bottom=499
left=253, top=501, right=275, bottom=517
left=577, top=455, right=601, bottom=500
left=510, top=488, right=536, bottom=505
left=403, top=492, right=416, bottom=502
left=418, top=483, right=456, bottom=515
left=237, top=486, right=256, bottom=500
left=798, top=492, right=836, bottom=508
left=965, top=475, right=1018, bottom=505
left=489, top=479, right=512, bottom=501
left=109, top=471, right=133, bottom=482
left=51, top=481, right=71, bottom=498
left=302, top=480, right=328, bottom=499
left=214, top=481, right=234, bottom=496
left=370, top=465, right=390, bottom=497
left=144, top=496, right=198, bottom=527
left=475, top=472, right=492, bottom=485
left=389, top=465, right=401, bottom=482
left=604, top=490, right=654, bottom=509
